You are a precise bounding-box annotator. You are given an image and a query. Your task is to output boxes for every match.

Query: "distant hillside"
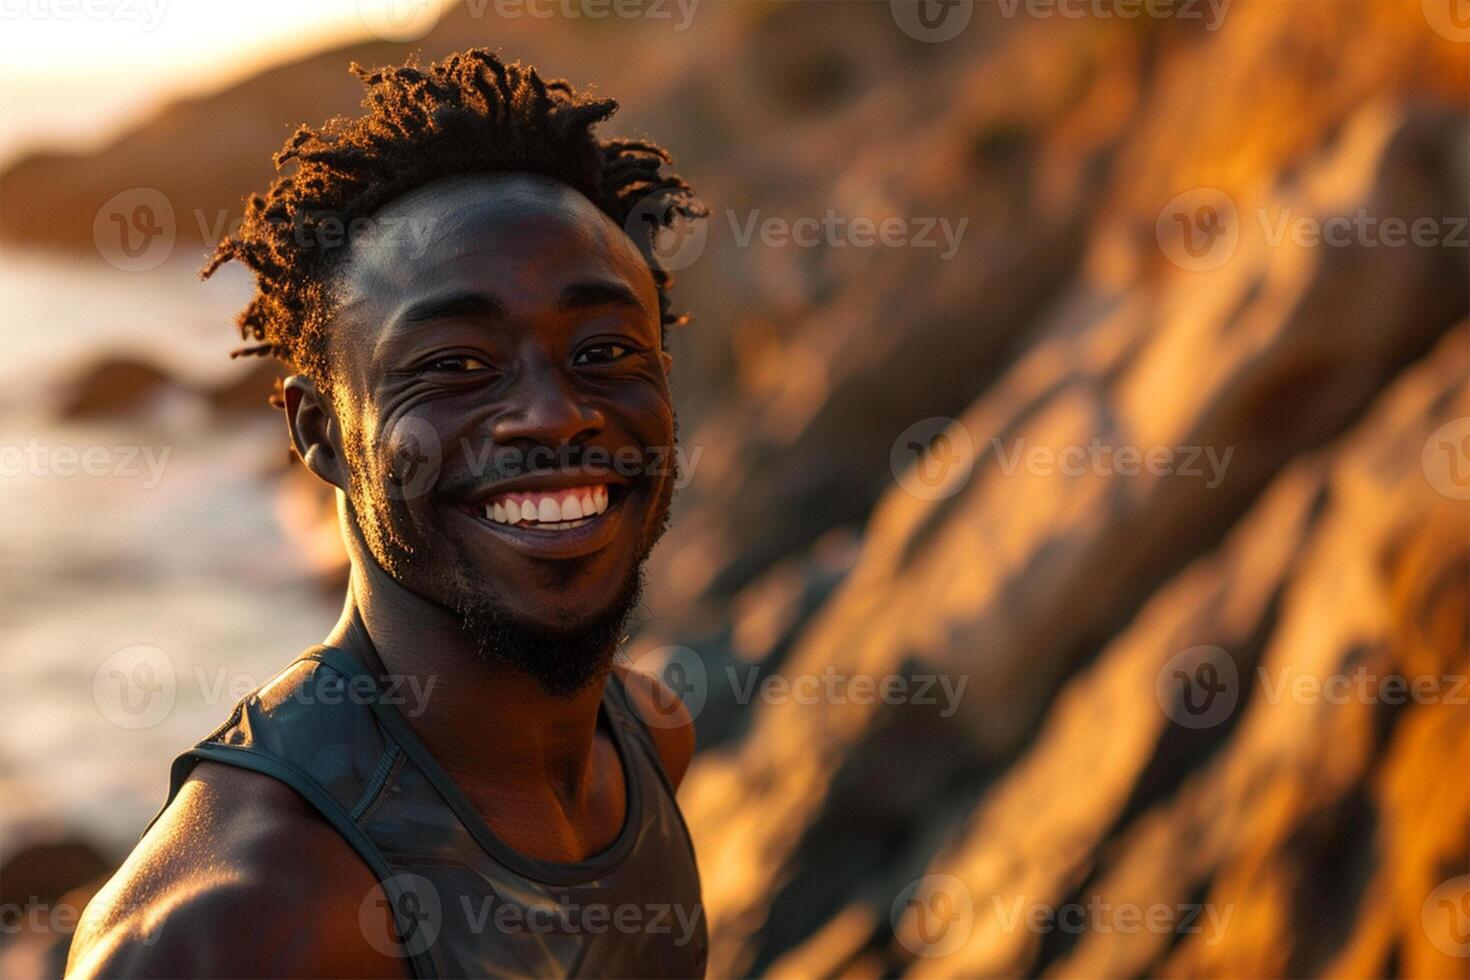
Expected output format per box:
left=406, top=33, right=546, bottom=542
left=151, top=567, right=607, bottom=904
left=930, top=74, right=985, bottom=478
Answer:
left=0, top=2, right=757, bottom=256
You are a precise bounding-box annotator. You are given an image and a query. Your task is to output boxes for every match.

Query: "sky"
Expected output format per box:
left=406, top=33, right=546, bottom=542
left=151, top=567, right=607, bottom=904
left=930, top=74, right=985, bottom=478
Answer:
left=0, top=0, right=439, bottom=167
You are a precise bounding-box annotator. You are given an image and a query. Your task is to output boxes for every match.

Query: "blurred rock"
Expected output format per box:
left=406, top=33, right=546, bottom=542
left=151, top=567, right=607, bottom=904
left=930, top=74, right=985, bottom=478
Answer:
left=0, top=837, right=113, bottom=980
left=0, top=838, right=111, bottom=911
left=202, top=358, right=285, bottom=415
left=909, top=325, right=1469, bottom=979
left=52, top=353, right=281, bottom=423
left=52, top=356, right=175, bottom=421
left=673, top=4, right=1469, bottom=976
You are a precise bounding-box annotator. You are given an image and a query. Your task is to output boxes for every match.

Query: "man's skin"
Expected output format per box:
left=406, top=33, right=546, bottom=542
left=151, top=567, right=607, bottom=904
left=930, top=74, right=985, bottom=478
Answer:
left=68, top=174, right=696, bottom=978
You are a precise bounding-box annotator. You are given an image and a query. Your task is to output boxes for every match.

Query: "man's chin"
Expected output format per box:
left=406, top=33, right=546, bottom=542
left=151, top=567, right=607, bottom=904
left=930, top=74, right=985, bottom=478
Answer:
left=453, top=570, right=644, bottom=699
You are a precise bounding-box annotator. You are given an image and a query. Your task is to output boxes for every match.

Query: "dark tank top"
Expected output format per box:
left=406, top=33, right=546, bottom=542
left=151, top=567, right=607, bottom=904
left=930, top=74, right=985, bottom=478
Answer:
left=145, top=643, right=707, bottom=978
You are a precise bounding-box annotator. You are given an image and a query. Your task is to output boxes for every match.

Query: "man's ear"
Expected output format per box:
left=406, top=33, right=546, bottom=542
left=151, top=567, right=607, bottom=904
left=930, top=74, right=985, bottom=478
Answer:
left=282, top=375, right=347, bottom=490
left=660, top=349, right=674, bottom=376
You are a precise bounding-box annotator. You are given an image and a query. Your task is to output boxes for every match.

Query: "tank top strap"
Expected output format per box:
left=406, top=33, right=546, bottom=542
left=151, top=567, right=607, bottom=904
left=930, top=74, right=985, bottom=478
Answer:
left=144, top=645, right=440, bottom=978
left=601, top=667, right=681, bottom=792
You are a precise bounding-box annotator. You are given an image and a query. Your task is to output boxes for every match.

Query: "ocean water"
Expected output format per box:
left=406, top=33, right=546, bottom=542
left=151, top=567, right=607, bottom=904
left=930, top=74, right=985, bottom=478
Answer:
left=0, top=254, right=339, bottom=856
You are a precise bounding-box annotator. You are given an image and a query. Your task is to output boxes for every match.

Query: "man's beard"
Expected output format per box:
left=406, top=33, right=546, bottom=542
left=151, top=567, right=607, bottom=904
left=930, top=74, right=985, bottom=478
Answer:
left=452, top=557, right=645, bottom=699
left=342, top=424, right=677, bottom=699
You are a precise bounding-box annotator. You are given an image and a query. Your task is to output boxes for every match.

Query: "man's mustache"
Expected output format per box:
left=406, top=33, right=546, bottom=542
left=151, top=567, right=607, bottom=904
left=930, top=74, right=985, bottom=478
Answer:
left=433, top=442, right=654, bottom=498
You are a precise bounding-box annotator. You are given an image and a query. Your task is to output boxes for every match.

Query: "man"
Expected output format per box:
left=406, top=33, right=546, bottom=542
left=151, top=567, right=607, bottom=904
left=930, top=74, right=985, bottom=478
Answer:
left=68, top=50, right=707, bottom=979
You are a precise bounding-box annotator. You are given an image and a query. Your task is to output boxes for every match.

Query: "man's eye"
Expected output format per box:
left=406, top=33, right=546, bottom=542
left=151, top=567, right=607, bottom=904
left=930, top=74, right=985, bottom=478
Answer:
left=425, top=355, right=493, bottom=373
left=574, top=344, right=632, bottom=366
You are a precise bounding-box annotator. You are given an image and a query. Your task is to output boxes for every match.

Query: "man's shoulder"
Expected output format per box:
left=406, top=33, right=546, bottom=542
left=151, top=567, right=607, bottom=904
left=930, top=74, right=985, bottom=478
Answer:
left=611, top=663, right=696, bottom=790
left=67, top=760, right=408, bottom=979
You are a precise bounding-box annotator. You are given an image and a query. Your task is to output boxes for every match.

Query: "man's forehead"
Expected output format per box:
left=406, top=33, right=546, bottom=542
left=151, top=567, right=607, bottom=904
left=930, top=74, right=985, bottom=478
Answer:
left=339, top=173, right=649, bottom=303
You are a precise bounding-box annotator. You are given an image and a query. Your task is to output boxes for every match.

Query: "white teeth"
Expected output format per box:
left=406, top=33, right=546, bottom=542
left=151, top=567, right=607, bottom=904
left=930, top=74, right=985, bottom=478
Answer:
left=539, top=518, right=591, bottom=530
left=480, top=485, right=614, bottom=528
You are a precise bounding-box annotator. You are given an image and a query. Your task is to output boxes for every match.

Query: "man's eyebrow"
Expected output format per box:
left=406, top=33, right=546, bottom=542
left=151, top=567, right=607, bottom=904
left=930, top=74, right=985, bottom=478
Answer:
left=397, top=290, right=506, bottom=326
left=558, top=280, right=648, bottom=315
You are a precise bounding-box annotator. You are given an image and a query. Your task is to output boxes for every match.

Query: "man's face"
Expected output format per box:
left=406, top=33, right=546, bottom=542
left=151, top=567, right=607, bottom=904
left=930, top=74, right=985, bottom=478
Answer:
left=323, top=173, right=677, bottom=693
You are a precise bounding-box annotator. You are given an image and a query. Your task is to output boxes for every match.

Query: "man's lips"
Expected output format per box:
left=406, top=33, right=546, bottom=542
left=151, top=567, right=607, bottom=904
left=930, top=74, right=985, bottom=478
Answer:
left=450, top=472, right=634, bottom=559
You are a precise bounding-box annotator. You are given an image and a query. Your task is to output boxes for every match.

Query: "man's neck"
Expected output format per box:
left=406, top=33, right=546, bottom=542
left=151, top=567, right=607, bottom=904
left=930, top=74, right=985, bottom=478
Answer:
left=323, top=524, right=613, bottom=822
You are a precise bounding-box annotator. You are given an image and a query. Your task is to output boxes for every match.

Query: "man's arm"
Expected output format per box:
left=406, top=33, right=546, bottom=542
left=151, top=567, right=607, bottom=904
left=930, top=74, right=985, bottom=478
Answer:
left=67, top=762, right=410, bottom=979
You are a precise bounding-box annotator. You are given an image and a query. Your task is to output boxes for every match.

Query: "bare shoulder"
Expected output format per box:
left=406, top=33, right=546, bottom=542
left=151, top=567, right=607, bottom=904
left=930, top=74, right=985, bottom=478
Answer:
left=67, top=761, right=409, bottom=979
left=611, top=663, right=696, bottom=789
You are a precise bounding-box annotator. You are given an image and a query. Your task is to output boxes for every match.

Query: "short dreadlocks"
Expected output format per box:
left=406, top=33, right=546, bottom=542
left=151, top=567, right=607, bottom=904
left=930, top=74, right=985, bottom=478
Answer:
left=202, top=48, right=703, bottom=386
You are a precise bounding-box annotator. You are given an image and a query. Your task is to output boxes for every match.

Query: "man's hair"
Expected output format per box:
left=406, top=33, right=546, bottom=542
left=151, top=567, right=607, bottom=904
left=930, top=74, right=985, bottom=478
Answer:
left=202, top=48, right=703, bottom=385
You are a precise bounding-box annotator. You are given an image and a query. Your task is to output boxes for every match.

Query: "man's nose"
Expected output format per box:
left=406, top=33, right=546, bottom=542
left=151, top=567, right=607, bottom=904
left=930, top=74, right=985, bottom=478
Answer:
left=490, top=360, right=605, bottom=452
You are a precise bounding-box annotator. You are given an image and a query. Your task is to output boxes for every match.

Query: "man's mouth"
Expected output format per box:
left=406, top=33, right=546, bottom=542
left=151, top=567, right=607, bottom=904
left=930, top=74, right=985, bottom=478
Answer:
left=448, top=472, right=637, bottom=560
left=479, top=484, right=618, bottom=531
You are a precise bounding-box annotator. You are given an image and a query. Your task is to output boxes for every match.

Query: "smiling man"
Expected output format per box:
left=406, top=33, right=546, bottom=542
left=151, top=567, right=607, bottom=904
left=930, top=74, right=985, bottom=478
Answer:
left=68, top=51, right=707, bottom=979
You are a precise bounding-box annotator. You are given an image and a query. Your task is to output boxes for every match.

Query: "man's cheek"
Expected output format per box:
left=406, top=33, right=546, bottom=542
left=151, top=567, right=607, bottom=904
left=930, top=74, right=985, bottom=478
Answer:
left=380, top=416, right=445, bottom=503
